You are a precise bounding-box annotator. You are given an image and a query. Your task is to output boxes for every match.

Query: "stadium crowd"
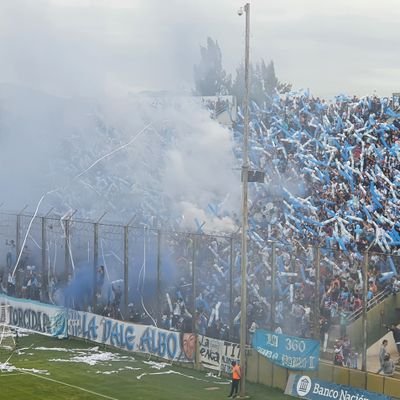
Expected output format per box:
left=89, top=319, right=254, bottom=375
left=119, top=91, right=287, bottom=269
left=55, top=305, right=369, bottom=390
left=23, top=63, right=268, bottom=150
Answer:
left=1, top=92, right=400, bottom=354
left=156, top=92, right=400, bottom=345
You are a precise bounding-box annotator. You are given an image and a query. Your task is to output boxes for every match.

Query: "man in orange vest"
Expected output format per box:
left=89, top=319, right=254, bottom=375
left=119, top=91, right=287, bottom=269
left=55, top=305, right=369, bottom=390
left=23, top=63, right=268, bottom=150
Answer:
left=228, top=361, right=241, bottom=398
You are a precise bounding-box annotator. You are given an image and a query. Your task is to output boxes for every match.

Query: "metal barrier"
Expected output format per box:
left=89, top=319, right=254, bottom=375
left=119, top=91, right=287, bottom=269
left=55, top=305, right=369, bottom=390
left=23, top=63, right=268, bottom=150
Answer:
left=0, top=210, right=399, bottom=351
left=347, top=290, right=388, bottom=324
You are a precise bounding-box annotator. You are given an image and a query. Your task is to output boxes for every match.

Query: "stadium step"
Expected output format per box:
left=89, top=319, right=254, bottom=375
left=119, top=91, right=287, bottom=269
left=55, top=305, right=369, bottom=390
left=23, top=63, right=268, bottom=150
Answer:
left=338, top=295, right=400, bottom=352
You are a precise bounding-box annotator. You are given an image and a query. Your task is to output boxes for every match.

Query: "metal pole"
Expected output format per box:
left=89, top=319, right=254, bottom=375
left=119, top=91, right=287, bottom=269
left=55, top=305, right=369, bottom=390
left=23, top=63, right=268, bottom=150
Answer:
left=122, top=215, right=136, bottom=321
left=93, top=212, right=106, bottom=313
left=15, top=206, right=28, bottom=297
left=270, top=241, right=276, bottom=386
left=271, top=242, right=276, bottom=324
left=41, top=217, right=48, bottom=301
left=16, top=215, right=21, bottom=266
left=240, top=3, right=250, bottom=397
left=157, top=230, right=161, bottom=323
left=42, top=208, right=53, bottom=301
left=64, top=219, right=70, bottom=284
left=15, top=205, right=28, bottom=266
left=271, top=241, right=276, bottom=330
left=229, top=236, right=234, bottom=335
left=314, top=246, right=321, bottom=340
left=124, top=225, right=129, bottom=320
left=361, top=250, right=369, bottom=372
left=191, top=235, right=196, bottom=335
left=93, top=222, right=99, bottom=312
left=63, top=210, right=77, bottom=285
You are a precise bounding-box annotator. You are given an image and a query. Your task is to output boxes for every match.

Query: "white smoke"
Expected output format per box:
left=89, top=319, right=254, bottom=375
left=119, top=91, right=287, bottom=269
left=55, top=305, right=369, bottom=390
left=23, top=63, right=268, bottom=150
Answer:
left=0, top=85, right=240, bottom=233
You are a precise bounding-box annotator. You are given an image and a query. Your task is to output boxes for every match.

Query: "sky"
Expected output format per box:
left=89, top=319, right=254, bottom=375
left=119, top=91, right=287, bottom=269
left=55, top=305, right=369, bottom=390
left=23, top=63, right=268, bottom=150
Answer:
left=0, top=0, right=399, bottom=99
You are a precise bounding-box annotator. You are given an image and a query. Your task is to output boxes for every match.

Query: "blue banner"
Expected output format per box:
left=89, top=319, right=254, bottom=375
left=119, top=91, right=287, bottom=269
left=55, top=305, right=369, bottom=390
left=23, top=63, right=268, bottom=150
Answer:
left=252, top=329, right=320, bottom=370
left=67, top=309, right=192, bottom=362
left=0, top=294, right=68, bottom=338
left=285, top=374, right=391, bottom=400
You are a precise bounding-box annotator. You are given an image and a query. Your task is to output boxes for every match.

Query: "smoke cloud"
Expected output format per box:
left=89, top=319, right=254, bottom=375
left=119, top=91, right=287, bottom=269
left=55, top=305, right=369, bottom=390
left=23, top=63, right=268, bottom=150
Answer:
left=0, top=87, right=240, bottom=232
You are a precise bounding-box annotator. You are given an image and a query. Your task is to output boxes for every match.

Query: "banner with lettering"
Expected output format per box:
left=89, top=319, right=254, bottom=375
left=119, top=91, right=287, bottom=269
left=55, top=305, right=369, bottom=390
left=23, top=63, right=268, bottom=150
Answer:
left=0, top=294, right=67, bottom=338
left=67, top=309, right=192, bottom=362
left=198, top=335, right=240, bottom=373
left=285, top=374, right=391, bottom=400
left=220, top=339, right=241, bottom=374
left=198, top=335, right=221, bottom=370
left=252, top=329, right=319, bottom=371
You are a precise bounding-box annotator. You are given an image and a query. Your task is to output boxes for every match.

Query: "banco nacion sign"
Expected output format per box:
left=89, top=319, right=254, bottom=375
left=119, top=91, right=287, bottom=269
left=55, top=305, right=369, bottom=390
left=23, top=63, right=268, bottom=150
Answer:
left=285, top=374, right=391, bottom=400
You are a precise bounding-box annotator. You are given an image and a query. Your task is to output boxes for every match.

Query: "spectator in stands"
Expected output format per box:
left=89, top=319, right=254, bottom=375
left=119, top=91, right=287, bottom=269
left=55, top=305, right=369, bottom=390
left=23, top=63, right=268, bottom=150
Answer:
left=194, top=310, right=208, bottom=336
left=0, top=270, right=4, bottom=294
left=341, top=335, right=351, bottom=366
left=96, top=265, right=105, bottom=297
left=172, top=298, right=185, bottom=330
left=349, top=349, right=358, bottom=369
left=339, top=308, right=349, bottom=337
left=27, top=268, right=40, bottom=300
left=7, top=271, right=16, bottom=297
left=333, top=343, right=344, bottom=366
left=390, top=276, right=400, bottom=295
left=110, top=281, right=122, bottom=319
left=320, top=316, right=330, bottom=352
left=377, top=339, right=389, bottom=374
left=386, top=324, right=400, bottom=363
left=382, top=353, right=395, bottom=376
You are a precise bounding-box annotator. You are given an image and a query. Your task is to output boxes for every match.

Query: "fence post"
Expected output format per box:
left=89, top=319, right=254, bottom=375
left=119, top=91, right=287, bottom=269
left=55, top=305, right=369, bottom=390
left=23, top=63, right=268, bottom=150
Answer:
left=157, top=230, right=161, bottom=322
left=191, top=234, right=201, bottom=370
left=16, top=214, right=21, bottom=266
left=15, top=206, right=28, bottom=274
left=191, top=234, right=196, bottom=334
left=314, top=245, right=321, bottom=340
left=229, top=235, right=234, bottom=336
left=64, top=218, right=70, bottom=284
left=271, top=241, right=276, bottom=329
left=15, top=206, right=28, bottom=297
left=361, top=250, right=369, bottom=372
left=123, top=224, right=129, bottom=320
left=270, top=240, right=276, bottom=387
left=41, top=216, right=48, bottom=301
left=93, top=222, right=99, bottom=312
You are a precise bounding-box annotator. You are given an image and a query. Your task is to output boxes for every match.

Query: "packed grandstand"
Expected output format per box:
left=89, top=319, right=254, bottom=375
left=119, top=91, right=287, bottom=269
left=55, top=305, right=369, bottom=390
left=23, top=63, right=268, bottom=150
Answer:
left=1, top=91, right=400, bottom=350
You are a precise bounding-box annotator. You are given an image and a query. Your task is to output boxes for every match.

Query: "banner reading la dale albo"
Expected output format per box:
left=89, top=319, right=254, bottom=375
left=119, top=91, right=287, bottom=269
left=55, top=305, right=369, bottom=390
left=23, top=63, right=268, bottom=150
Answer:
left=252, top=329, right=320, bottom=370
left=67, top=309, right=193, bottom=363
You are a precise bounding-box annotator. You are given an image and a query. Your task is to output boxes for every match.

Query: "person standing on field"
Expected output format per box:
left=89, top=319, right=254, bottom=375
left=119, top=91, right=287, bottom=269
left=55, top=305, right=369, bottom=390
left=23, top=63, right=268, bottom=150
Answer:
left=228, top=361, right=241, bottom=398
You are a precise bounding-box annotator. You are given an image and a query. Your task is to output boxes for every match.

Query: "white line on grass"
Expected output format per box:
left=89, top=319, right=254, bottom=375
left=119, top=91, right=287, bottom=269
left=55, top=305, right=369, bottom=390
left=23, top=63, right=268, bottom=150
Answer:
left=0, top=373, right=24, bottom=377
left=22, top=371, right=120, bottom=400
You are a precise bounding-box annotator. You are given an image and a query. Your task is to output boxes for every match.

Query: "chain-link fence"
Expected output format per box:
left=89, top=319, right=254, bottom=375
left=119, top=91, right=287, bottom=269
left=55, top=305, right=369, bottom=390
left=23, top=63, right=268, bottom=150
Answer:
left=1, top=211, right=399, bottom=369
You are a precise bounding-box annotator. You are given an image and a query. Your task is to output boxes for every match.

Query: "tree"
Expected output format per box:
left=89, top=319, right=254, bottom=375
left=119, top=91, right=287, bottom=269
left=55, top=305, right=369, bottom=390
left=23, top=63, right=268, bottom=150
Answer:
left=231, top=62, right=246, bottom=106
left=193, top=37, right=231, bottom=96
left=232, top=59, right=292, bottom=108
left=263, top=60, right=292, bottom=97
left=193, top=38, right=291, bottom=105
left=261, top=60, right=279, bottom=97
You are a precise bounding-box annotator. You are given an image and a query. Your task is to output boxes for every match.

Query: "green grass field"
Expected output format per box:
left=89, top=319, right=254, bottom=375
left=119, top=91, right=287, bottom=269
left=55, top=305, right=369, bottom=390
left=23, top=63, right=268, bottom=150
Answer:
left=0, top=333, right=291, bottom=400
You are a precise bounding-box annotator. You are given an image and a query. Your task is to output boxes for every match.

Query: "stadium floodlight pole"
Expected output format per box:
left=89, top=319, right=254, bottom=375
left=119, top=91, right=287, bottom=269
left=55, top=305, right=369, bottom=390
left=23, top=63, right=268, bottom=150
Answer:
left=239, top=2, right=250, bottom=398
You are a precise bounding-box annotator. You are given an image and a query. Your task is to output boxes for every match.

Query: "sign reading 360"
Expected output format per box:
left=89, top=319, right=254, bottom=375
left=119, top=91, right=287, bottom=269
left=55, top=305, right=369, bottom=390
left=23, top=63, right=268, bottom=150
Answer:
left=252, top=329, right=320, bottom=371
left=285, top=337, right=306, bottom=352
